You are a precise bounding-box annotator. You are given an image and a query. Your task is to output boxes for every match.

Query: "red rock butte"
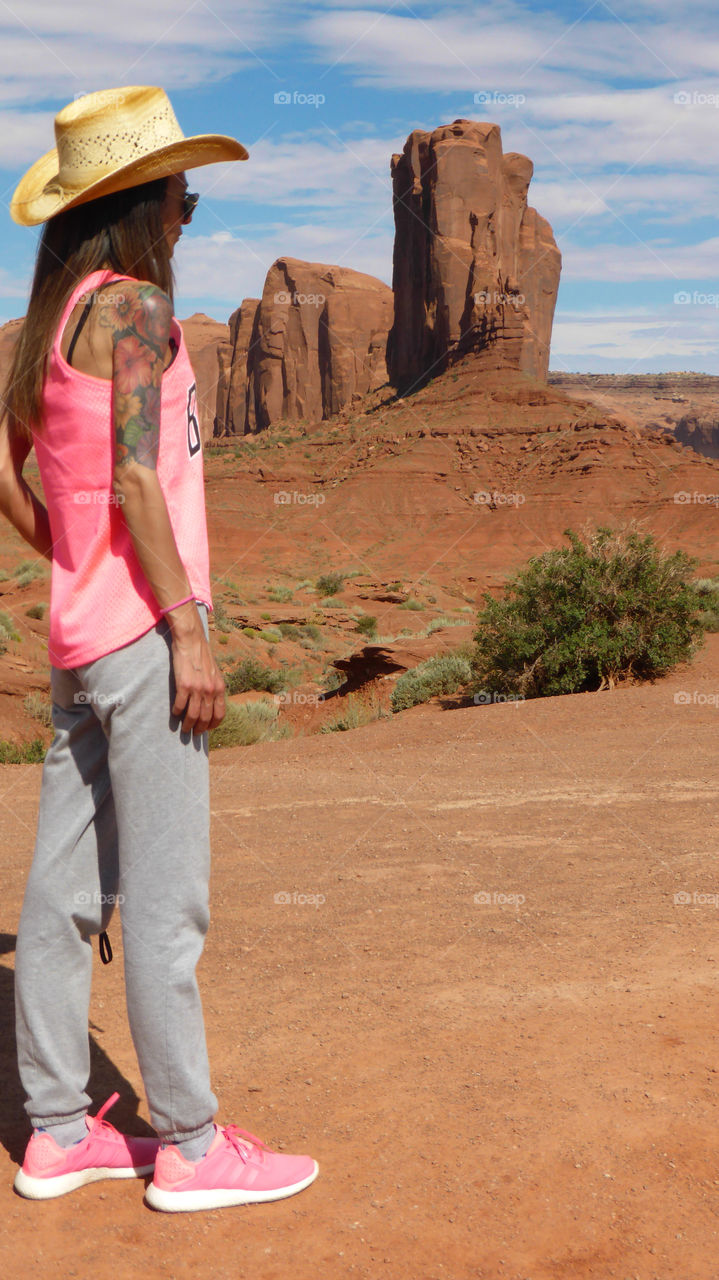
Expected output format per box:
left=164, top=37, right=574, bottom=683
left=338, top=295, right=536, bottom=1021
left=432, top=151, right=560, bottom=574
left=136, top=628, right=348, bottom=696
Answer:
left=387, top=118, right=561, bottom=392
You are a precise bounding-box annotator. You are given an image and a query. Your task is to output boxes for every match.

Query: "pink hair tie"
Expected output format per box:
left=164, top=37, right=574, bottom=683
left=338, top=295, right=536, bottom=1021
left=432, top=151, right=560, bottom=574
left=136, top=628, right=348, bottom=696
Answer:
left=159, top=594, right=195, bottom=615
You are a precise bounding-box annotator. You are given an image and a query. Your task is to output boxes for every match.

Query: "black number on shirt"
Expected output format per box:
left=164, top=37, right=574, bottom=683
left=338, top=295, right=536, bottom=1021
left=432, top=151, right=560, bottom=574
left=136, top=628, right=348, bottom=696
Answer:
left=187, top=383, right=201, bottom=457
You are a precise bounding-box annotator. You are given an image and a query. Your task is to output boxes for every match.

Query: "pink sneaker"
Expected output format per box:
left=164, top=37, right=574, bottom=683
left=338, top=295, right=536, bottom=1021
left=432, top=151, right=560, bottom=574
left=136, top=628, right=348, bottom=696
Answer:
left=145, top=1124, right=318, bottom=1212
left=14, top=1092, right=159, bottom=1200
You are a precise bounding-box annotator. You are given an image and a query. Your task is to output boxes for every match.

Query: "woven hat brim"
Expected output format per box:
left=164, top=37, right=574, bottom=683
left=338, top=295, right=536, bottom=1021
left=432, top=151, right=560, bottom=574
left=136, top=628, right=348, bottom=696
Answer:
left=10, top=134, right=248, bottom=226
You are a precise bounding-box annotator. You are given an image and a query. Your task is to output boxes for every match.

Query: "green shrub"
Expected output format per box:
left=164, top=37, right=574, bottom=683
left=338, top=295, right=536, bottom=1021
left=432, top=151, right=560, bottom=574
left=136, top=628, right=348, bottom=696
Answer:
left=694, top=577, right=719, bottom=632
left=315, top=572, right=344, bottom=597
left=391, top=654, right=472, bottom=712
left=355, top=614, right=378, bottom=638
left=209, top=700, right=290, bottom=749
left=0, top=738, right=46, bottom=763
left=225, top=657, right=286, bottom=695
left=399, top=598, right=423, bottom=611
left=23, top=693, right=52, bottom=728
left=268, top=584, right=293, bottom=603
left=0, top=610, right=21, bottom=645
left=470, top=526, right=706, bottom=699
left=426, top=615, right=466, bottom=634
left=213, top=601, right=236, bottom=634
left=25, top=603, right=47, bottom=620
left=258, top=627, right=282, bottom=644
left=15, top=560, right=47, bottom=588
left=278, top=622, right=300, bottom=641
left=320, top=692, right=388, bottom=732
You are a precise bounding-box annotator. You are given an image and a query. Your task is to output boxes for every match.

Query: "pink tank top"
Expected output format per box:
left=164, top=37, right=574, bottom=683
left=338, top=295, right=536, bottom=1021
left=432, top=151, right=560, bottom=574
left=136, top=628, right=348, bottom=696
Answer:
left=35, top=269, right=213, bottom=668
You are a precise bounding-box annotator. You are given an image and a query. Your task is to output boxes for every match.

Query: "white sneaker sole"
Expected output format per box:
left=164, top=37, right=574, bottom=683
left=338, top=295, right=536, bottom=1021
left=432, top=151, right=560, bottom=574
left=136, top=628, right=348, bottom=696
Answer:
left=14, top=1163, right=156, bottom=1200
left=144, top=1160, right=319, bottom=1213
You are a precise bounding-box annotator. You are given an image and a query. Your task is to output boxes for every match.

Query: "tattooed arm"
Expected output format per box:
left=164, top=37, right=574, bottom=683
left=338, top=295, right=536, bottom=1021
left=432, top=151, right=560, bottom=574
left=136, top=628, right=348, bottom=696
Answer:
left=108, top=282, right=225, bottom=735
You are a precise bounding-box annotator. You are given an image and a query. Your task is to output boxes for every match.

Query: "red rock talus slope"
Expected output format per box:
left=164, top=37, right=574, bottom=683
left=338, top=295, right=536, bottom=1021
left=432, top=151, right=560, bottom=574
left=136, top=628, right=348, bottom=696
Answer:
left=388, top=119, right=561, bottom=391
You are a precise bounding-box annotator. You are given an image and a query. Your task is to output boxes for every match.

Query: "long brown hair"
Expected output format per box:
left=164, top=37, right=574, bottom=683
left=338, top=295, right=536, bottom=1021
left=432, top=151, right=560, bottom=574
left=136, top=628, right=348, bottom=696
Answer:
left=4, top=177, right=174, bottom=444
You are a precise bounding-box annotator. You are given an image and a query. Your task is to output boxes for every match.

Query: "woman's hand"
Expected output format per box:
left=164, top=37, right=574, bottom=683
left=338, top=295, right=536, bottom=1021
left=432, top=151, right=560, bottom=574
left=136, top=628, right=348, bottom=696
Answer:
left=166, top=602, right=226, bottom=734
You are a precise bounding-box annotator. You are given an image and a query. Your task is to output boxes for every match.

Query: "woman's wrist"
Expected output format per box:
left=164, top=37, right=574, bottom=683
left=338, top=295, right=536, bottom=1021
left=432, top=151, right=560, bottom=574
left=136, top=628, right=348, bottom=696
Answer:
left=163, top=598, right=202, bottom=638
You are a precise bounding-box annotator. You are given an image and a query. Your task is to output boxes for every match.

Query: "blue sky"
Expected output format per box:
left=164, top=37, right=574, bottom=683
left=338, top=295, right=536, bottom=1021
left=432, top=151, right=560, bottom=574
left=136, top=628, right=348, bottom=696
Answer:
left=0, top=0, right=717, bottom=373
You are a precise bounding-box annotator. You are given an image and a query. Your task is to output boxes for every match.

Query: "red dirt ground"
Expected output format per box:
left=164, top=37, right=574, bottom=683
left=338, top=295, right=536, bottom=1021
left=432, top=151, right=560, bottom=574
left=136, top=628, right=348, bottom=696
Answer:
left=3, top=358, right=719, bottom=1277
left=3, top=633, right=719, bottom=1278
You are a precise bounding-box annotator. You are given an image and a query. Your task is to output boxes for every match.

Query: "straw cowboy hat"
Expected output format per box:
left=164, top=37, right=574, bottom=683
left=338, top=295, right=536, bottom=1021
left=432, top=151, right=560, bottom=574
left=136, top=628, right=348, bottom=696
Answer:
left=10, top=85, right=248, bottom=226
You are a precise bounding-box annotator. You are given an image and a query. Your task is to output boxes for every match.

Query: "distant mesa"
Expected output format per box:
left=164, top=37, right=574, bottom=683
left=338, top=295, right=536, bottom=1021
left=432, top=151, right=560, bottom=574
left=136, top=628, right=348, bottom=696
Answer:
left=674, top=413, right=719, bottom=460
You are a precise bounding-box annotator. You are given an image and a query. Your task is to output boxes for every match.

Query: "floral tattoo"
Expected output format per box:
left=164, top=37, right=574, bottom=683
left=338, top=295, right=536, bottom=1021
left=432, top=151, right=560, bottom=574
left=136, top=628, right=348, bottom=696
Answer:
left=101, top=284, right=173, bottom=471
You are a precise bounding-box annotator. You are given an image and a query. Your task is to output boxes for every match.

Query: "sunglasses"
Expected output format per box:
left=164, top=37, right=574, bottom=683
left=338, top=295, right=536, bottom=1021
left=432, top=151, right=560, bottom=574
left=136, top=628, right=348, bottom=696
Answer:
left=181, top=190, right=200, bottom=224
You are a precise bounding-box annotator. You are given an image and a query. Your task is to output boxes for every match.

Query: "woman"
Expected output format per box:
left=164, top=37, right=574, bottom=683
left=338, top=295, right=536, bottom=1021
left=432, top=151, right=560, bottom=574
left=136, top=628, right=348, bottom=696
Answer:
left=0, top=86, right=318, bottom=1213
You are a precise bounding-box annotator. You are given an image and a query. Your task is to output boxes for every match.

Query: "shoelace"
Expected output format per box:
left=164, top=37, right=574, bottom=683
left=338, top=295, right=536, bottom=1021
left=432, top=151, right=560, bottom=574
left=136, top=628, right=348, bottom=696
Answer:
left=88, top=1091, right=121, bottom=1135
left=223, top=1125, right=270, bottom=1163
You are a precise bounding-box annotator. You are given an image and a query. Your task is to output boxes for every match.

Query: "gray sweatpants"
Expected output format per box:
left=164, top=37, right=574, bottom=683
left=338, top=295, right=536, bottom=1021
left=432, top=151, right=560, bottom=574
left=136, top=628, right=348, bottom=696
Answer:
left=14, top=606, right=218, bottom=1144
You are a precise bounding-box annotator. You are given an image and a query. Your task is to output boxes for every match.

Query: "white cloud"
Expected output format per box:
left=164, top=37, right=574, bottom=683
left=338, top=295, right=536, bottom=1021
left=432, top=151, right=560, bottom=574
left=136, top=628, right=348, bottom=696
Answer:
left=0, top=0, right=282, bottom=107
left=551, top=305, right=719, bottom=372
left=562, top=235, right=719, bottom=281
left=173, top=223, right=394, bottom=317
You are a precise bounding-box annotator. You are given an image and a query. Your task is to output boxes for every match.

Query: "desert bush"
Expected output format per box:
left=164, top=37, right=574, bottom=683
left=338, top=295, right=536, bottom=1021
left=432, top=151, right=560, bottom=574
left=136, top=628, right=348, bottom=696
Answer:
left=209, top=700, right=290, bottom=749
left=693, top=577, right=719, bottom=632
left=391, top=654, right=472, bottom=713
left=320, top=691, right=389, bottom=733
left=0, top=738, right=46, bottom=763
left=15, top=560, right=47, bottom=588
left=470, top=525, right=705, bottom=699
left=225, top=657, right=286, bottom=695
left=23, top=693, right=52, bottom=728
left=267, top=584, right=293, bottom=603
left=355, top=614, right=378, bottom=638
left=315, top=572, right=344, bottom=597
left=0, top=611, right=21, bottom=647
left=213, top=601, right=236, bottom=634
left=25, top=603, right=47, bottom=619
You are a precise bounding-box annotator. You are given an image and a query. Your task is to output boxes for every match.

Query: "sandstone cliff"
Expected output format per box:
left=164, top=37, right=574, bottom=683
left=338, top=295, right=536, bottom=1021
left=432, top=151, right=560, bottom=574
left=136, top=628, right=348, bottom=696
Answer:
left=215, top=258, right=393, bottom=434
left=387, top=119, right=561, bottom=392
